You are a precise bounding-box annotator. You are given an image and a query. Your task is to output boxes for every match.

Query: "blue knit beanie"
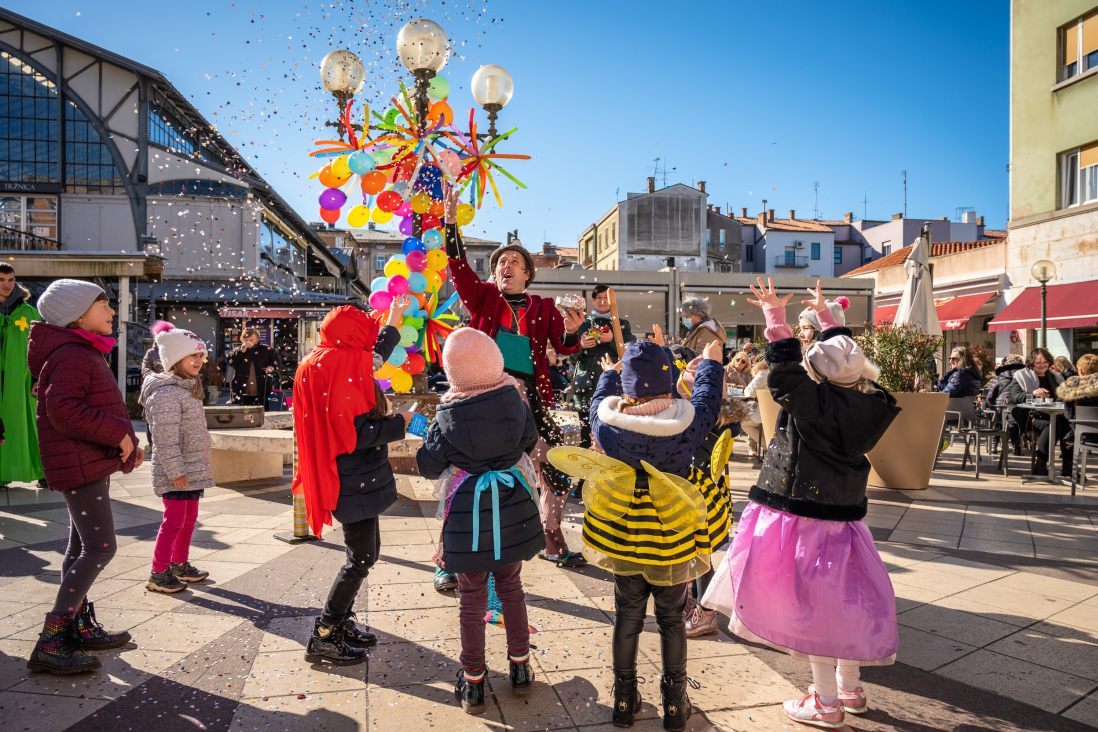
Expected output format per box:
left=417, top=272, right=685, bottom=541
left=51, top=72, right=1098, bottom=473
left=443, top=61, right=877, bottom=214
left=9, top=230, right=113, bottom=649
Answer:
left=620, top=341, right=673, bottom=398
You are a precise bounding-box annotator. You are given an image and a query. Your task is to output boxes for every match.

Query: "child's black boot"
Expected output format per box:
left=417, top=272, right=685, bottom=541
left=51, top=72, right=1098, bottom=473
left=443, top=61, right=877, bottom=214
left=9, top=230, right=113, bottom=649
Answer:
left=27, top=611, right=102, bottom=674
left=660, top=675, right=693, bottom=731
left=73, top=599, right=131, bottom=650
left=305, top=617, right=366, bottom=666
left=337, top=612, right=376, bottom=648
left=454, top=668, right=486, bottom=714
left=612, top=671, right=642, bottom=727
left=509, top=651, right=534, bottom=695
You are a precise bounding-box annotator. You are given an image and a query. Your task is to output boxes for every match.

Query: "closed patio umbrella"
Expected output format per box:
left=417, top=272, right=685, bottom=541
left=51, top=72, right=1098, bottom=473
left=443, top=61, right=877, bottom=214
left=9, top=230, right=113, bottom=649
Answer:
left=893, top=232, right=942, bottom=336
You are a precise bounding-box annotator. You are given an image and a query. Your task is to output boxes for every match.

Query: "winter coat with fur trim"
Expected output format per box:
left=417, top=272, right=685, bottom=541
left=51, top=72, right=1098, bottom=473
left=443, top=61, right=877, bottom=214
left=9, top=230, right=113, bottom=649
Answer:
left=1057, top=373, right=1098, bottom=422
left=589, top=358, right=723, bottom=491
left=751, top=329, right=901, bottom=521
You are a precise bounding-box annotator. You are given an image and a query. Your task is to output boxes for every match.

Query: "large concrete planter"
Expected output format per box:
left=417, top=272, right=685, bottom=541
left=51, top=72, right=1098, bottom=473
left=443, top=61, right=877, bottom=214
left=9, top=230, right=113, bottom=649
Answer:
left=867, top=391, right=949, bottom=490
left=757, top=390, right=781, bottom=448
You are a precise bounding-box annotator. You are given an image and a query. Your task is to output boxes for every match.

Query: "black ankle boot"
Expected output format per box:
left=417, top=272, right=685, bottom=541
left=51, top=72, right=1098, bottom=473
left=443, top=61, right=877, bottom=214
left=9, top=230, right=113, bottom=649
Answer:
left=73, top=599, right=131, bottom=651
left=27, top=611, right=102, bottom=675
left=1061, top=446, right=1074, bottom=478
left=509, top=655, right=534, bottom=695
left=612, top=672, right=642, bottom=728
left=337, top=612, right=376, bottom=648
left=454, top=668, right=486, bottom=714
left=1034, top=456, right=1049, bottom=476
left=660, top=676, right=692, bottom=731
left=305, top=618, right=366, bottom=666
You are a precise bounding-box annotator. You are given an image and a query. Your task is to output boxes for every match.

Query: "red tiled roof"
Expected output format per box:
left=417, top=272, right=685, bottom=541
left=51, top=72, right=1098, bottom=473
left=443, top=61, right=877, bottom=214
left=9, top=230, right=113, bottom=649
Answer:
left=557, top=248, right=578, bottom=257
left=731, top=216, right=833, bottom=233
left=983, top=229, right=1007, bottom=239
left=842, top=239, right=1003, bottom=277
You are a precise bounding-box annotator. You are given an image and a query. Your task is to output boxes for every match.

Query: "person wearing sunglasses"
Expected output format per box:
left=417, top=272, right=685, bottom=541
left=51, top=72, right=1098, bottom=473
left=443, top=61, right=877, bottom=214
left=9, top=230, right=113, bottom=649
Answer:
left=937, top=347, right=983, bottom=397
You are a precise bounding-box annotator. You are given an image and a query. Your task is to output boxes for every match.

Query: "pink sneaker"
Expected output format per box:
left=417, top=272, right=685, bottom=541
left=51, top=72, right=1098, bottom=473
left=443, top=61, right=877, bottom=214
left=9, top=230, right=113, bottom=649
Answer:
left=838, top=685, right=867, bottom=714
left=783, top=691, right=845, bottom=728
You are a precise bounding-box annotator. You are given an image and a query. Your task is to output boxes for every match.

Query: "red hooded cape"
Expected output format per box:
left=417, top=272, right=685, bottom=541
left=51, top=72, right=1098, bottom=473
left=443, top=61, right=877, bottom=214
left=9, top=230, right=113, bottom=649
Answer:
left=292, top=306, right=378, bottom=537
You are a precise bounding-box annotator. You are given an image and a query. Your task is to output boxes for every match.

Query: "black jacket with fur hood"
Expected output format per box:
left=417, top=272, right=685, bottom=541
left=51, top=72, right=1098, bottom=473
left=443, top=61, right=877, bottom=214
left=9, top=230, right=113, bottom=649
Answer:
left=751, top=327, right=901, bottom=522
left=1057, top=373, right=1098, bottom=422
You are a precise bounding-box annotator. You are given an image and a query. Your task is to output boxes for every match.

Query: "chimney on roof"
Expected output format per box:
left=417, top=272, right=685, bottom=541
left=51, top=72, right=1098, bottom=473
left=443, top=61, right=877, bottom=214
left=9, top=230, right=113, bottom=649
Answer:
left=768, top=209, right=775, bottom=222
left=698, top=181, right=706, bottom=193
left=647, top=177, right=655, bottom=194
left=892, top=213, right=903, bottom=220
left=843, top=212, right=853, bottom=223
left=789, top=209, right=795, bottom=220
left=714, top=206, right=720, bottom=215
left=706, top=204, right=712, bottom=211
left=758, top=212, right=766, bottom=228
left=368, top=221, right=376, bottom=230
left=741, top=207, right=748, bottom=218
left=976, top=215, right=985, bottom=226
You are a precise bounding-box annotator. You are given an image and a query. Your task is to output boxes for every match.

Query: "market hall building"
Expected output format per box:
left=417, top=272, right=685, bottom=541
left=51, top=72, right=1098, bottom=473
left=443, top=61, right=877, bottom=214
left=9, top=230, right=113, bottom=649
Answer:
left=0, top=8, right=363, bottom=390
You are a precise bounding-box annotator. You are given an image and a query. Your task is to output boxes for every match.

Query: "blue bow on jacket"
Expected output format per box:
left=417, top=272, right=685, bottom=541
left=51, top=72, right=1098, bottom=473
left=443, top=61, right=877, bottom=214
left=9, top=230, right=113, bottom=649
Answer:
left=471, top=468, right=533, bottom=560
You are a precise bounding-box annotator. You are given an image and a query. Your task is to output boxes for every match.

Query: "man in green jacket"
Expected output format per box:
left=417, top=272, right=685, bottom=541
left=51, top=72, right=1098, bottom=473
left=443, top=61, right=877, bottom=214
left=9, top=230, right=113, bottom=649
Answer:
left=570, top=284, right=634, bottom=448
left=0, top=264, right=44, bottom=487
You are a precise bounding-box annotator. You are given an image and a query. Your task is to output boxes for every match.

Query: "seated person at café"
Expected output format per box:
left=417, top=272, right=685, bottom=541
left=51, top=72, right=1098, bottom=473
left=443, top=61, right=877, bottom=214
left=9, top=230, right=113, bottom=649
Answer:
left=1007, top=347, right=1068, bottom=477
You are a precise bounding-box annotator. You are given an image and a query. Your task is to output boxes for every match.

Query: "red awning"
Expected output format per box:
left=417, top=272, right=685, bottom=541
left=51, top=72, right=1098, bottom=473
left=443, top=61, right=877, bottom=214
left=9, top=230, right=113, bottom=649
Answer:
left=871, top=292, right=992, bottom=330
left=989, top=280, right=1098, bottom=332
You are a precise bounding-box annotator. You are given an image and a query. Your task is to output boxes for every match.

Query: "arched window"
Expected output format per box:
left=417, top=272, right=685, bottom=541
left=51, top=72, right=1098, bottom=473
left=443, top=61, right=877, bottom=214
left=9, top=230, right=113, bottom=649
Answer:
left=65, top=100, right=125, bottom=194
left=0, top=51, right=59, bottom=183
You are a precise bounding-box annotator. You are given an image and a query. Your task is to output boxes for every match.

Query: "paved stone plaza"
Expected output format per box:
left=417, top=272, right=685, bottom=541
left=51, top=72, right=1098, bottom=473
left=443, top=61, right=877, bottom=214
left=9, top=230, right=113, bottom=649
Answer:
left=1, top=433, right=1097, bottom=731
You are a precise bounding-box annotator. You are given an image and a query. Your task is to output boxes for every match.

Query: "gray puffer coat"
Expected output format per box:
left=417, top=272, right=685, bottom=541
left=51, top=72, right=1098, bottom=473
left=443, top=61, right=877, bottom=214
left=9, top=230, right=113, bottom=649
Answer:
left=141, top=373, right=214, bottom=496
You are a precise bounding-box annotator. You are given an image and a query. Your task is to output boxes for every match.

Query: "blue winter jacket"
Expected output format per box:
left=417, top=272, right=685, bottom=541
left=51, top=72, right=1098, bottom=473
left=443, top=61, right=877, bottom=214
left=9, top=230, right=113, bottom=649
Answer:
left=938, top=366, right=983, bottom=398
left=590, top=358, right=723, bottom=488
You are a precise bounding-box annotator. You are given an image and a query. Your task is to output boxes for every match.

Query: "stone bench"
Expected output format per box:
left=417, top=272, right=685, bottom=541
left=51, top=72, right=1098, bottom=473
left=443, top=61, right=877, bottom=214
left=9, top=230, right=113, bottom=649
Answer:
left=208, top=429, right=294, bottom=483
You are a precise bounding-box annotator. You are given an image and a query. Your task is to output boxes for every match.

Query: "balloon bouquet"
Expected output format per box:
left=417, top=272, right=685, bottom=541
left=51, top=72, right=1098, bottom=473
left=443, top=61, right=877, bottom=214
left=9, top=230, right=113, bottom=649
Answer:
left=308, top=75, right=529, bottom=393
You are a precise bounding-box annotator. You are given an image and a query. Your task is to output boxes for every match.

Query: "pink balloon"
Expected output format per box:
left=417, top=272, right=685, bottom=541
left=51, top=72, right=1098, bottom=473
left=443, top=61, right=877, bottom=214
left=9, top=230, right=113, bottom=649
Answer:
left=387, top=274, right=409, bottom=296
left=405, top=250, right=427, bottom=272
left=395, top=201, right=414, bottom=217
left=368, top=290, right=393, bottom=311
left=399, top=216, right=416, bottom=236
left=439, top=149, right=462, bottom=178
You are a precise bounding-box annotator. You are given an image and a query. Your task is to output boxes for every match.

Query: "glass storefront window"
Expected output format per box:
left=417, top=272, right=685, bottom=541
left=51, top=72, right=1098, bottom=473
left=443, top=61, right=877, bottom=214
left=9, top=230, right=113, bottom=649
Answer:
left=0, top=194, right=56, bottom=239
left=65, top=100, right=125, bottom=194
left=0, top=52, right=59, bottom=184
left=1073, top=328, right=1098, bottom=360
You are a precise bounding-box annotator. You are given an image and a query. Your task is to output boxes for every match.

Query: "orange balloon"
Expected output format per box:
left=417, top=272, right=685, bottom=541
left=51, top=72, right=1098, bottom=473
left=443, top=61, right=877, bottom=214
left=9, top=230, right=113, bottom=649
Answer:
left=427, top=101, right=453, bottom=127
left=375, top=361, right=398, bottom=379
left=318, top=163, right=350, bottom=188
left=361, top=170, right=386, bottom=195
left=428, top=199, right=445, bottom=217
left=319, top=206, right=340, bottom=224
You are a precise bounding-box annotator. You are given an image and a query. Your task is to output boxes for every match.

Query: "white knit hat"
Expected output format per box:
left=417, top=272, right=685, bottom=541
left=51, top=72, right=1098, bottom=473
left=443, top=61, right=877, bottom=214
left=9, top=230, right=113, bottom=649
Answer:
left=156, top=328, right=209, bottom=371
left=798, top=296, right=850, bottom=332
left=37, top=279, right=107, bottom=327
left=803, top=334, right=880, bottom=388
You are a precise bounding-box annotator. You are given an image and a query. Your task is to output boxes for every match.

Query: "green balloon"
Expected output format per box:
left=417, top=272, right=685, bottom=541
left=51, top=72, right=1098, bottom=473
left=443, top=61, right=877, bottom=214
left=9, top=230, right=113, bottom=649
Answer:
left=397, top=325, right=419, bottom=347
left=384, top=107, right=401, bottom=125
left=372, top=148, right=395, bottom=166
left=428, top=75, right=450, bottom=100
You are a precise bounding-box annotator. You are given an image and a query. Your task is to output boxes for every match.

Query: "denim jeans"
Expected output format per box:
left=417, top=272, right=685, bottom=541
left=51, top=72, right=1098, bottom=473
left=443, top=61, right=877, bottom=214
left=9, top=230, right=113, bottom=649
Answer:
left=321, top=516, right=380, bottom=624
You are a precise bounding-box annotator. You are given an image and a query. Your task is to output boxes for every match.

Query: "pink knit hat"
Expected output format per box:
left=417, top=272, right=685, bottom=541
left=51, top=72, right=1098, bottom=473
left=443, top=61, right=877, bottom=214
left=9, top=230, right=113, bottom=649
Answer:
left=441, top=327, right=520, bottom=402
left=804, top=335, right=881, bottom=387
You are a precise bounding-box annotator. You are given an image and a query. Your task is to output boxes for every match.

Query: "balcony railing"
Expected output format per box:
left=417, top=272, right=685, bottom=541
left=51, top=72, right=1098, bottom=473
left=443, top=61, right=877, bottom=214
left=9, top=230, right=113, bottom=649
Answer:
left=583, top=256, right=593, bottom=268
left=774, top=254, right=808, bottom=268
left=0, top=223, right=59, bottom=251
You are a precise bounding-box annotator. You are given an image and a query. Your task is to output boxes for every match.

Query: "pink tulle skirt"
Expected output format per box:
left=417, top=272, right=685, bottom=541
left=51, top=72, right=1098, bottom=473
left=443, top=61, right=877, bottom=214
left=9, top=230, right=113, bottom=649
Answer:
left=701, top=502, right=897, bottom=665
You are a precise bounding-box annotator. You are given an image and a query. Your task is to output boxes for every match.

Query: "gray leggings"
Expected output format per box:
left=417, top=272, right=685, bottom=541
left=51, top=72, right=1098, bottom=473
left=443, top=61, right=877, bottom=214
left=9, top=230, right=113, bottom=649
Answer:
left=54, top=477, right=117, bottom=613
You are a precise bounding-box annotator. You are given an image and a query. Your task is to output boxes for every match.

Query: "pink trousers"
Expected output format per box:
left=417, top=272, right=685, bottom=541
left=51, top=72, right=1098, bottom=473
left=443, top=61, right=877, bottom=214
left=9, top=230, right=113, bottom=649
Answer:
left=152, top=498, right=200, bottom=573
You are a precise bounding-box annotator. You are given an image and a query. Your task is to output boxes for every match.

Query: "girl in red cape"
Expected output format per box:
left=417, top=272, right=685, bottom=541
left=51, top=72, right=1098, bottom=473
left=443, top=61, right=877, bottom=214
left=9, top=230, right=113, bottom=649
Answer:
left=292, top=300, right=415, bottom=666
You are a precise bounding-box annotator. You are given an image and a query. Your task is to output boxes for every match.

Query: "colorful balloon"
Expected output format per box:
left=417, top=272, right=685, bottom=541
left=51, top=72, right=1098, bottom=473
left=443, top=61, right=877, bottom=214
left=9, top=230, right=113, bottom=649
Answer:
left=387, top=345, right=408, bottom=368
left=427, top=101, right=453, bottom=127
left=421, top=213, right=442, bottom=231
left=384, top=259, right=410, bottom=278
left=387, top=273, right=409, bottom=295
left=390, top=369, right=413, bottom=393
left=397, top=325, right=418, bottom=347
left=361, top=171, right=386, bottom=195
left=410, top=191, right=432, bottom=214
left=372, top=147, right=396, bottom=166
left=375, top=361, right=398, bottom=379
left=319, top=187, right=347, bottom=210
left=401, top=352, right=426, bottom=375
left=348, top=150, right=376, bottom=175
left=320, top=206, right=340, bottom=224
left=422, top=229, right=443, bottom=250
left=346, top=204, right=370, bottom=228
left=438, top=149, right=461, bottom=178
left=377, top=190, right=402, bottom=213
left=405, top=250, right=428, bottom=272
left=368, top=290, right=393, bottom=311
left=395, top=200, right=414, bottom=218
left=318, top=163, right=351, bottom=188
left=402, top=237, right=426, bottom=255
left=331, top=155, right=352, bottom=178
left=376, top=378, right=392, bottom=391
left=425, top=269, right=443, bottom=291
left=397, top=216, right=415, bottom=236
left=428, top=200, right=445, bottom=218
left=370, top=276, right=389, bottom=292
left=406, top=272, right=428, bottom=293
left=427, top=75, right=449, bottom=100
left=456, top=203, right=475, bottom=226
left=383, top=108, right=401, bottom=125
left=426, top=249, right=448, bottom=271
left=371, top=206, right=394, bottom=224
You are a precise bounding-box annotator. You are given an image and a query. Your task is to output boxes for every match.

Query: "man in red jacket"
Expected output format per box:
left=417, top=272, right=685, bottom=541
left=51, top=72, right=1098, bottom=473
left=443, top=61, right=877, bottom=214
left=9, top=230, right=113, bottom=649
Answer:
left=442, top=185, right=587, bottom=568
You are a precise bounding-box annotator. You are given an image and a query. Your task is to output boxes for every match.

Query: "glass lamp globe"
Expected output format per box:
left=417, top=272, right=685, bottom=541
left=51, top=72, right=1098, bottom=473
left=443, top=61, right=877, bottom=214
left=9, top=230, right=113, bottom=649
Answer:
left=1031, top=259, right=1057, bottom=283
left=319, top=50, right=366, bottom=94
left=396, top=19, right=450, bottom=74
left=471, top=65, right=514, bottom=108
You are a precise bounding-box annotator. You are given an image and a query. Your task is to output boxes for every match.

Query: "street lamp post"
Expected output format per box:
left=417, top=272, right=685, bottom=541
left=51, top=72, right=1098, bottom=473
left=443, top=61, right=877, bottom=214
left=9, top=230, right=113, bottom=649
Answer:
left=319, top=50, right=366, bottom=140
left=1031, top=259, right=1057, bottom=349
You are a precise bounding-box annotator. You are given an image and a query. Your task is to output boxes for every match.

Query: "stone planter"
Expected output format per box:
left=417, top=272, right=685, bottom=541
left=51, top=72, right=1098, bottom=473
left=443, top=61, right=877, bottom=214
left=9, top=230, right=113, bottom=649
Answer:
left=867, top=391, right=949, bottom=490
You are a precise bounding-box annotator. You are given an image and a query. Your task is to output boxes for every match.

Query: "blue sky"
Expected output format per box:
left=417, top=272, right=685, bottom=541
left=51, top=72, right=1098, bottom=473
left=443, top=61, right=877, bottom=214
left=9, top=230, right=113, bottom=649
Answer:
left=25, top=0, right=1010, bottom=247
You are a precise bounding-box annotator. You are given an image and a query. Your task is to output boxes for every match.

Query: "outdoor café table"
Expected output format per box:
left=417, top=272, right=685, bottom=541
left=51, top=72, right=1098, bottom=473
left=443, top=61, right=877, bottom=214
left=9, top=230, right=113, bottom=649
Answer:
left=1017, top=401, right=1068, bottom=485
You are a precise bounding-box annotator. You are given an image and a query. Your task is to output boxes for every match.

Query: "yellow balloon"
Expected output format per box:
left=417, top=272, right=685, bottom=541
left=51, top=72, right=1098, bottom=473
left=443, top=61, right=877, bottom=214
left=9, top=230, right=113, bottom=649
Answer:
left=331, top=155, right=352, bottom=179
left=372, top=206, right=394, bottom=224
left=375, top=361, right=398, bottom=379
left=410, top=191, right=432, bottom=214
left=346, top=204, right=370, bottom=228
left=424, top=269, right=442, bottom=290
left=426, top=249, right=448, bottom=271
left=456, top=203, right=475, bottom=226
left=390, top=370, right=413, bottom=393
left=384, top=258, right=411, bottom=278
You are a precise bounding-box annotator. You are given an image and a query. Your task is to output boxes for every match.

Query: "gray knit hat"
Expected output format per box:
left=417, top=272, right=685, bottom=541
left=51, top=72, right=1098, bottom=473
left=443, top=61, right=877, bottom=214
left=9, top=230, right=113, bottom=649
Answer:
left=37, top=279, right=107, bottom=327
left=798, top=297, right=849, bottom=333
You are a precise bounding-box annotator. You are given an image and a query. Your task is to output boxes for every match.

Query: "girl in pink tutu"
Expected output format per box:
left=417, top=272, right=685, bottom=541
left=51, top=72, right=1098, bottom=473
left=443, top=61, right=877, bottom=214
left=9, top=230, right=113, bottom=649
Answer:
left=702, top=278, right=901, bottom=729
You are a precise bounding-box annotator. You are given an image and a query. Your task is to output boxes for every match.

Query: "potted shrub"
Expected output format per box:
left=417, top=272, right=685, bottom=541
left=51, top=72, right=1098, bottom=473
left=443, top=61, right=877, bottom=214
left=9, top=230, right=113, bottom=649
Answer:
left=855, top=322, right=948, bottom=490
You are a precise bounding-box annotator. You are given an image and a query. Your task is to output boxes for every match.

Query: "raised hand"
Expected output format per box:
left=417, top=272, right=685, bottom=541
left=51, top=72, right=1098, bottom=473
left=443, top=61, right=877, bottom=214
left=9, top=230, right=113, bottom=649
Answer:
left=386, top=294, right=412, bottom=326
left=801, top=280, right=827, bottom=312
left=647, top=324, right=665, bottom=346
left=747, top=277, right=794, bottom=310
left=443, top=181, right=460, bottom=225
left=703, top=339, right=723, bottom=363
left=600, top=354, right=622, bottom=373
